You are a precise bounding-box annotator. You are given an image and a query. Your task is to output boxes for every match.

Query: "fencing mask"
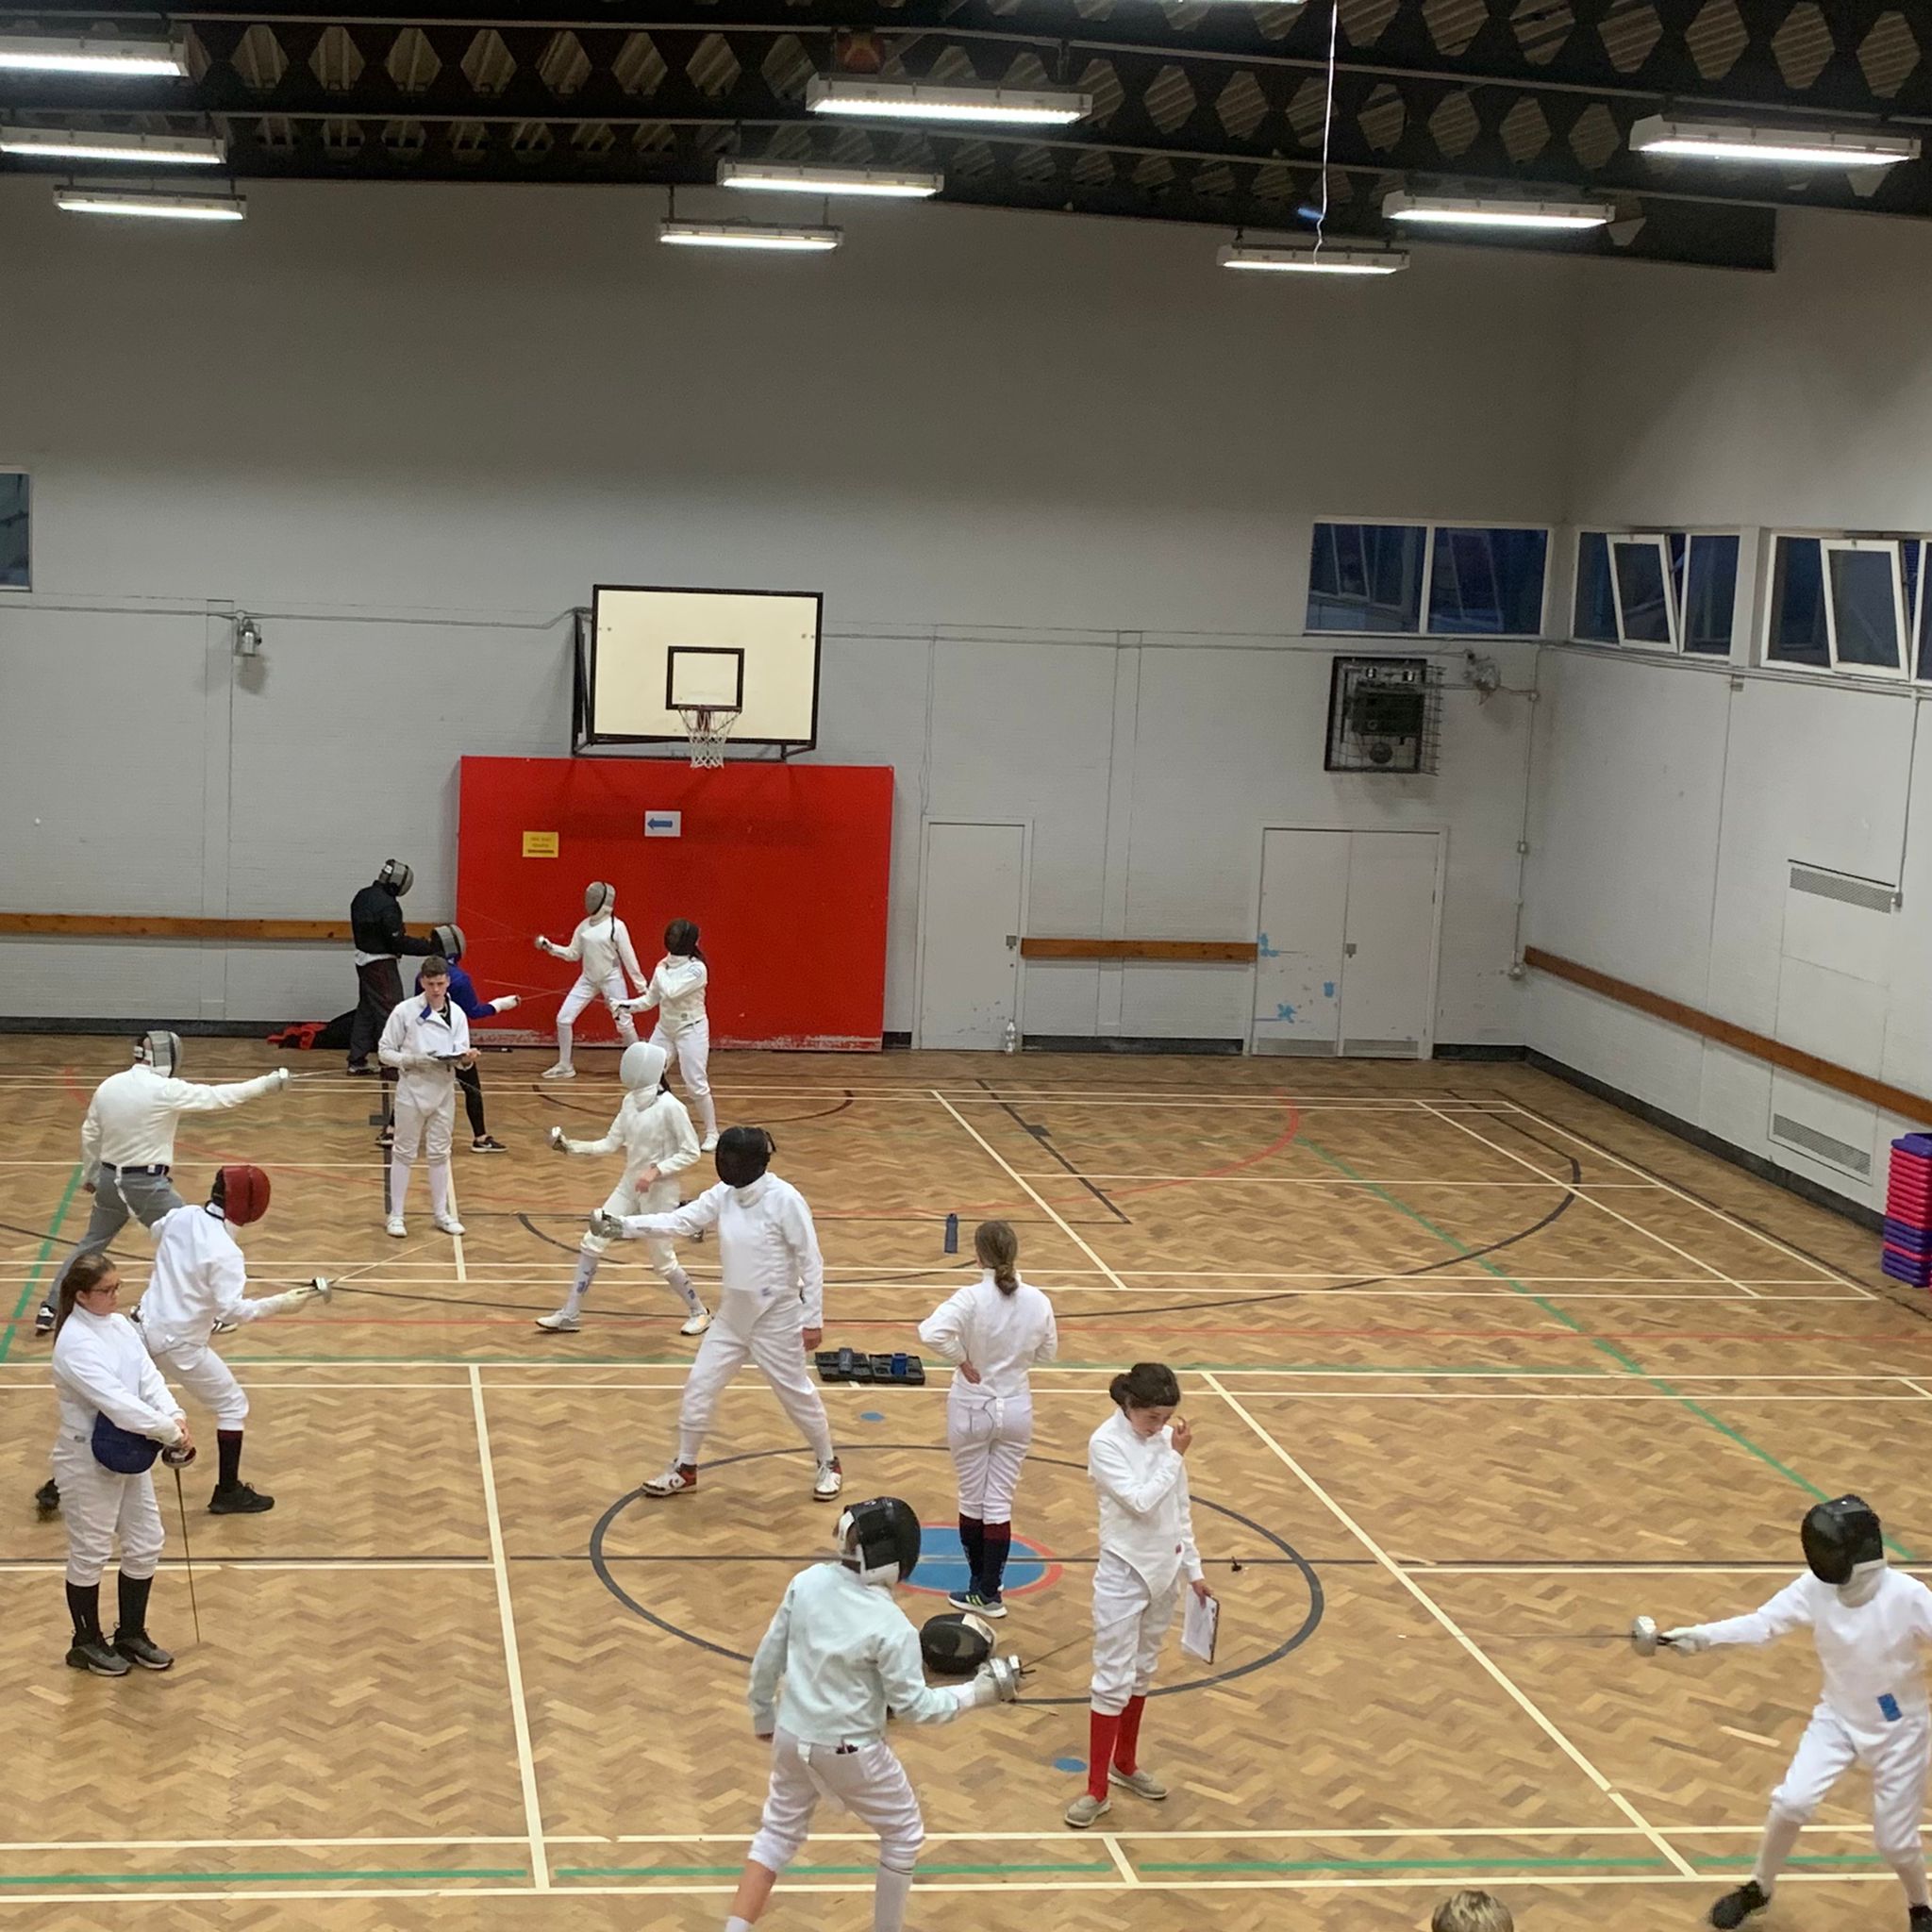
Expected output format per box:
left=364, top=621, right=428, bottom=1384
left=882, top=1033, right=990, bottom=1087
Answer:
left=585, top=882, right=616, bottom=918
left=664, top=918, right=701, bottom=958
left=378, top=858, right=414, bottom=896
left=621, top=1041, right=668, bottom=1093
left=136, top=1030, right=182, bottom=1077
left=430, top=923, right=466, bottom=962
left=1801, top=1494, right=1884, bottom=1586
left=714, top=1125, right=774, bottom=1190
left=838, top=1496, right=921, bottom=1588
left=211, top=1164, right=272, bottom=1227
left=920, top=1610, right=996, bottom=1678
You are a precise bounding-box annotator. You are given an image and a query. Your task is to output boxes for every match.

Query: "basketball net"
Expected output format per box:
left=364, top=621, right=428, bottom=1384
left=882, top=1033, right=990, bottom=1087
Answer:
left=677, top=705, right=739, bottom=769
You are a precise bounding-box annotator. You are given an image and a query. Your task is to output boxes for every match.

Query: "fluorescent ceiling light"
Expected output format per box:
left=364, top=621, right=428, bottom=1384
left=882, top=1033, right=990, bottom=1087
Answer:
left=806, top=76, right=1090, bottom=126
left=1382, top=190, right=1614, bottom=230
left=0, top=32, right=188, bottom=76
left=1631, top=113, right=1919, bottom=169
left=718, top=158, right=942, bottom=198
left=1, top=125, right=225, bottom=165
left=56, top=186, right=244, bottom=221
left=659, top=219, right=841, bottom=252
left=1220, top=242, right=1408, bottom=275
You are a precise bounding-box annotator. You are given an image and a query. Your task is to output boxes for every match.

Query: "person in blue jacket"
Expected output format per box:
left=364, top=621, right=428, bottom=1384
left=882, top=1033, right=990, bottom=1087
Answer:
left=416, top=930, right=519, bottom=1154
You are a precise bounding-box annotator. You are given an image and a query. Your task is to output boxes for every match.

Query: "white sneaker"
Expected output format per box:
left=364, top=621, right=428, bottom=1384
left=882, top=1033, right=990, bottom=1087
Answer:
left=812, top=1458, right=843, bottom=1502
left=433, top=1215, right=466, bottom=1237
left=1063, top=1792, right=1111, bottom=1830
left=386, top=1216, right=407, bottom=1239
left=535, top=1309, right=580, bottom=1333
left=541, top=1062, right=576, bottom=1081
left=641, top=1463, right=697, bottom=1497
left=679, top=1307, right=712, bottom=1337
left=700, top=1132, right=719, bottom=1152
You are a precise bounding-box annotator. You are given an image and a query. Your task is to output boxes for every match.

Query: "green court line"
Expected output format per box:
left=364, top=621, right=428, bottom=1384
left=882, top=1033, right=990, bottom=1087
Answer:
left=0, top=1161, right=82, bottom=1365
left=1298, top=1137, right=1912, bottom=1558
left=558, top=1861, right=1104, bottom=1879
left=1139, top=1855, right=1672, bottom=1874
left=0, top=1867, right=524, bottom=1888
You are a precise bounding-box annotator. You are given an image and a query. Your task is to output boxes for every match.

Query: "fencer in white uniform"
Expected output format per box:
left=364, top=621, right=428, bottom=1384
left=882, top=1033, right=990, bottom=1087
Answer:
left=917, top=1218, right=1058, bottom=1617
left=49, top=1252, right=192, bottom=1677
left=1067, top=1361, right=1209, bottom=1829
left=599, top=1125, right=841, bottom=1502
left=536, top=882, right=642, bottom=1078
left=377, top=957, right=472, bottom=1239
left=724, top=1497, right=1025, bottom=1932
left=537, top=1040, right=710, bottom=1337
left=136, top=1164, right=330, bottom=1515
left=620, top=918, right=718, bottom=1147
left=1651, top=1494, right=1932, bottom=1931
left=39, top=1031, right=288, bottom=1336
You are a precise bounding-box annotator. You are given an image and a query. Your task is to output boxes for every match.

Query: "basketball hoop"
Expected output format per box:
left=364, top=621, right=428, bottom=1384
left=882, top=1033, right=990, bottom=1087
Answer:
left=677, top=704, right=739, bottom=769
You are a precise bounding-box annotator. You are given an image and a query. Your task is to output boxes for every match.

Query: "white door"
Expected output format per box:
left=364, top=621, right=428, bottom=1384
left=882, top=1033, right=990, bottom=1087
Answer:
left=1253, top=829, right=1441, bottom=1058
left=917, top=822, right=1025, bottom=1050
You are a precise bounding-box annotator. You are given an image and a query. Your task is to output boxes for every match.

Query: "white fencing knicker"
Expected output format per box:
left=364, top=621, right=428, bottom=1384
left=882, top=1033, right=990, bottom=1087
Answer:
left=391, top=1082, right=457, bottom=1222
left=945, top=1383, right=1033, bottom=1520
left=1762, top=1704, right=1932, bottom=1891
left=560, top=971, right=640, bottom=1043
left=52, top=1430, right=164, bottom=1586
left=140, top=1330, right=248, bottom=1429
left=1089, top=1548, right=1180, bottom=1716
left=650, top=1018, right=714, bottom=1137
left=675, top=1297, right=833, bottom=1467
left=748, top=1726, right=924, bottom=1932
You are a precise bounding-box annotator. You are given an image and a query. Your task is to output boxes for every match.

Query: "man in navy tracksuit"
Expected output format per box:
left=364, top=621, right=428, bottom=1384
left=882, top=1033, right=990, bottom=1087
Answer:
left=416, top=945, right=520, bottom=1154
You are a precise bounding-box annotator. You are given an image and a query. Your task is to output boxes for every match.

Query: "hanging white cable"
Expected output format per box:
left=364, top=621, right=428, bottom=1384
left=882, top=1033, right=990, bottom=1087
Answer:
left=1314, top=0, right=1339, bottom=259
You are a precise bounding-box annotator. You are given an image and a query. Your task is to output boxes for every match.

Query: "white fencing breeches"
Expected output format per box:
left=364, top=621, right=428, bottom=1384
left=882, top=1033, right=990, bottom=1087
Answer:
left=392, top=1087, right=456, bottom=1162
left=651, top=1020, right=715, bottom=1135
left=559, top=972, right=639, bottom=1044
left=1089, top=1549, right=1178, bottom=1716
left=144, top=1335, right=249, bottom=1428
left=675, top=1305, right=832, bottom=1466
left=580, top=1177, right=680, bottom=1273
left=946, top=1383, right=1032, bottom=1521
left=53, top=1432, right=164, bottom=1586
left=1769, top=1706, right=1932, bottom=1868
left=748, top=1727, right=925, bottom=1929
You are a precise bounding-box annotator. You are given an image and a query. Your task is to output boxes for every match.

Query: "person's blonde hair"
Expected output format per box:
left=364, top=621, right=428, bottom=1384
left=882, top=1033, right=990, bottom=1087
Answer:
left=1431, top=1891, right=1514, bottom=1932
left=974, top=1220, right=1020, bottom=1295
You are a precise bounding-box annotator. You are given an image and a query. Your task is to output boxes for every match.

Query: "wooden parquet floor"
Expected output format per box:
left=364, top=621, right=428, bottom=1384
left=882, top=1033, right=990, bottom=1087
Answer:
left=0, top=1036, right=1925, bottom=1928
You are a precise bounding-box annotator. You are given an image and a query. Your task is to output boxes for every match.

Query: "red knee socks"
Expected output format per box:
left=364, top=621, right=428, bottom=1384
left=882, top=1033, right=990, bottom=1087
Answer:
left=1087, top=1710, right=1122, bottom=1800
left=1114, top=1695, right=1146, bottom=1775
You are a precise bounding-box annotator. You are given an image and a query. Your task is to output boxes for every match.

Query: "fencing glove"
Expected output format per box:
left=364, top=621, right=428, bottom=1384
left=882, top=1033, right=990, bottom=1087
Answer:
left=1662, top=1627, right=1709, bottom=1654
left=960, top=1656, right=1026, bottom=1708
left=589, top=1209, right=625, bottom=1241
left=548, top=1126, right=569, bottom=1152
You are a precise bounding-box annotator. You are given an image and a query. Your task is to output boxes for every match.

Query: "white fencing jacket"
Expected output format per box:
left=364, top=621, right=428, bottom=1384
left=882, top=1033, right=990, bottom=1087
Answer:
left=136, top=1206, right=282, bottom=1353
left=51, top=1307, right=184, bottom=1444
left=376, top=993, right=471, bottom=1110
left=628, top=956, right=708, bottom=1036
left=918, top=1273, right=1058, bottom=1398
left=79, top=1064, right=282, bottom=1183
left=550, top=915, right=643, bottom=989
left=750, top=1561, right=971, bottom=1745
left=562, top=1087, right=702, bottom=1202
left=1681, top=1568, right=1932, bottom=1744
left=622, top=1174, right=824, bottom=1332
left=1088, top=1408, right=1204, bottom=1598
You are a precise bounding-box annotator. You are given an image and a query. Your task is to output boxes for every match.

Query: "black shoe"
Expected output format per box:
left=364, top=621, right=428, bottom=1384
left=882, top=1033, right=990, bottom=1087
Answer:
left=66, top=1635, right=130, bottom=1676
left=1709, top=1882, right=1770, bottom=1929
left=209, top=1481, right=275, bottom=1515
left=346, top=1061, right=374, bottom=1076
left=377, top=1127, right=394, bottom=1149
left=33, top=1303, right=55, bottom=1338
left=34, top=1479, right=59, bottom=1519
left=471, top=1135, right=505, bottom=1153
left=1909, top=1908, right=1932, bottom=1932
left=111, top=1628, right=174, bottom=1672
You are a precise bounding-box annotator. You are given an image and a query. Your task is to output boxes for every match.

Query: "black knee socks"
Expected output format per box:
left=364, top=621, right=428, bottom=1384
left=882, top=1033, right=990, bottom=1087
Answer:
left=66, top=1581, right=100, bottom=1641
left=958, top=1515, right=985, bottom=1591
left=980, top=1523, right=1012, bottom=1596
left=217, top=1429, right=243, bottom=1490
left=117, top=1572, right=153, bottom=1639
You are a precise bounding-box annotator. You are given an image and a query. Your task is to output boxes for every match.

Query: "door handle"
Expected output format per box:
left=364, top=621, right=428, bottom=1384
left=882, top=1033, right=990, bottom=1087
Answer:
left=1343, top=942, right=1357, bottom=957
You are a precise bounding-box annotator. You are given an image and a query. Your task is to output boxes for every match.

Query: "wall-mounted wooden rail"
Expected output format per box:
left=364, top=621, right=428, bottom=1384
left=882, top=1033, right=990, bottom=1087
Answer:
left=1020, top=938, right=1257, bottom=963
left=1524, top=945, right=1932, bottom=1124
left=0, top=915, right=358, bottom=941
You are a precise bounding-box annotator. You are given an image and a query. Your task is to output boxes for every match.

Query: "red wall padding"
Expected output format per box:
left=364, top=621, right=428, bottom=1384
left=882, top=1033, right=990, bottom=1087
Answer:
left=456, top=758, right=893, bottom=1050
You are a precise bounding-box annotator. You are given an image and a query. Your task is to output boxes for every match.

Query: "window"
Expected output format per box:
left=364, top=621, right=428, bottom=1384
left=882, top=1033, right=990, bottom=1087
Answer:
left=1307, top=521, right=1547, bottom=637
left=1766, top=537, right=1828, bottom=666
left=1574, top=531, right=1615, bottom=641
left=1824, top=541, right=1906, bottom=675
left=1765, top=534, right=1922, bottom=678
left=1610, top=536, right=1676, bottom=647
left=1574, top=528, right=1737, bottom=655
left=1683, top=534, right=1740, bottom=656
left=0, top=474, right=25, bottom=591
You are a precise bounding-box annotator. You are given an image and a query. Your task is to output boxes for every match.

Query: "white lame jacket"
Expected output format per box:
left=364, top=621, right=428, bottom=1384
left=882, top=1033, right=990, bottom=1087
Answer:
left=561, top=1088, right=701, bottom=1200
left=1088, top=1408, right=1204, bottom=1596
left=136, top=1206, right=278, bottom=1352
left=554, top=915, right=643, bottom=989
left=630, top=956, right=708, bottom=1035
left=51, top=1307, right=184, bottom=1443
left=749, top=1561, right=971, bottom=1745
left=79, top=1064, right=282, bottom=1184
left=623, top=1174, right=823, bottom=1330
left=376, top=995, right=471, bottom=1106
left=918, top=1273, right=1058, bottom=1398
left=1682, top=1568, right=1932, bottom=1741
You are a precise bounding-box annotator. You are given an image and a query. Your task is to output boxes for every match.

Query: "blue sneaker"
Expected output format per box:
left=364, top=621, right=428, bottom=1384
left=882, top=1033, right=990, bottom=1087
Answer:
left=947, top=1589, right=1007, bottom=1620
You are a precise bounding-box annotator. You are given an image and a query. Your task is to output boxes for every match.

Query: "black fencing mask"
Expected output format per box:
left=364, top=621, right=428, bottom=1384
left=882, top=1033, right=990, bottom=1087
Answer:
left=921, top=1611, right=995, bottom=1677
left=1801, top=1494, right=1883, bottom=1585
left=714, top=1125, right=774, bottom=1190
left=838, top=1497, right=921, bottom=1587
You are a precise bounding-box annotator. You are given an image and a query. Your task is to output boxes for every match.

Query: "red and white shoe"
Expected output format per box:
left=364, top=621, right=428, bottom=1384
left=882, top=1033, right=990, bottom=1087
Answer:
left=641, top=1463, right=697, bottom=1498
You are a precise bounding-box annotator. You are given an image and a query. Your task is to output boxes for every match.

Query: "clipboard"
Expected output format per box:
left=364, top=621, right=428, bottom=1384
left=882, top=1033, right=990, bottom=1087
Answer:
left=1181, top=1589, right=1219, bottom=1664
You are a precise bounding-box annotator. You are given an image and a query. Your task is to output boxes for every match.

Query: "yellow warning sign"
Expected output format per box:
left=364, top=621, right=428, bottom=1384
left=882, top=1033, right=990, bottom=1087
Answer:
left=522, top=831, right=559, bottom=858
